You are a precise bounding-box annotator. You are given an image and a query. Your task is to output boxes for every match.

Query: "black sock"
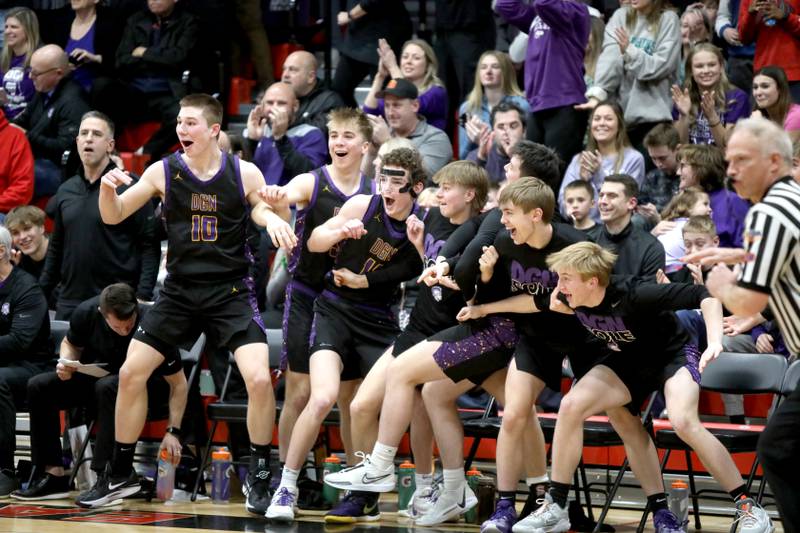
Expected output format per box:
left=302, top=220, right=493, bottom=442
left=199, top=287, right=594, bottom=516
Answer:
left=549, top=481, right=570, bottom=508
left=249, top=444, right=271, bottom=473
left=729, top=484, right=749, bottom=502
left=110, top=441, right=136, bottom=478
left=498, top=490, right=515, bottom=501
left=647, top=492, right=668, bottom=512
left=730, top=415, right=746, bottom=424
left=353, top=490, right=379, bottom=505
left=530, top=481, right=549, bottom=499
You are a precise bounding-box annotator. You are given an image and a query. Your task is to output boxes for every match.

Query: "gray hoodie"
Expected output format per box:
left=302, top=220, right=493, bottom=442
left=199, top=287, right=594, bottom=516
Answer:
left=587, top=6, right=680, bottom=125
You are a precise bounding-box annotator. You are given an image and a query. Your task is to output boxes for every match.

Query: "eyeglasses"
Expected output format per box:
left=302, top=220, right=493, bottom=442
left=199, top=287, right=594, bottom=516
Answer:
left=30, top=67, right=59, bottom=78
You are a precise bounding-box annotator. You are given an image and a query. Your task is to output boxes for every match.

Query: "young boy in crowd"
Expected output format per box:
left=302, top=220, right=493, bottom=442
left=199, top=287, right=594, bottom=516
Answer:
left=562, top=180, right=601, bottom=241
left=5, top=205, right=49, bottom=280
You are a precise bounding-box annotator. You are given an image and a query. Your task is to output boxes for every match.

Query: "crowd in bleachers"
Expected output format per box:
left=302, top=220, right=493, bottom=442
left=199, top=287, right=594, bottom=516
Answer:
left=0, top=0, right=799, bottom=530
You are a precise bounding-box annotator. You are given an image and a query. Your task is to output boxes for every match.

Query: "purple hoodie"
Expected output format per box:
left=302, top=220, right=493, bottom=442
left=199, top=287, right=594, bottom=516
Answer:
left=496, top=0, right=589, bottom=112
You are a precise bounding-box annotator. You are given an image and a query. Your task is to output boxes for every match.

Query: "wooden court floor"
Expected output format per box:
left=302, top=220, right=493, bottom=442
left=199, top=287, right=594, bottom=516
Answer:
left=0, top=495, right=783, bottom=533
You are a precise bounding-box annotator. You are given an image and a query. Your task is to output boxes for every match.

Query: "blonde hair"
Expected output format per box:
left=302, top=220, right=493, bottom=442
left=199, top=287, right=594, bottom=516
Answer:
left=401, top=39, right=443, bottom=93
left=587, top=101, right=631, bottom=174
left=546, top=242, right=618, bottom=287
left=377, top=137, right=415, bottom=158
left=682, top=214, right=717, bottom=236
left=660, top=186, right=707, bottom=221
left=464, top=51, right=523, bottom=116
left=624, top=0, right=669, bottom=37
left=328, top=107, right=373, bottom=143
left=498, top=176, right=555, bottom=223
left=683, top=43, right=736, bottom=131
left=1, top=7, right=41, bottom=72
left=585, top=17, right=606, bottom=81
left=432, top=161, right=490, bottom=214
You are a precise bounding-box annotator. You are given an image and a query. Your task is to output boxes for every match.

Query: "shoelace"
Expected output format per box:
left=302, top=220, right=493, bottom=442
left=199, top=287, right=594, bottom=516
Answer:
left=275, top=487, right=295, bottom=506
left=734, top=505, right=758, bottom=528
left=340, top=451, right=371, bottom=472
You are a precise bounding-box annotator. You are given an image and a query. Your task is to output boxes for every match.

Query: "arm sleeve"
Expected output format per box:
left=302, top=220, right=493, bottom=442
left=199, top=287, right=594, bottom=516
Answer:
left=495, top=0, right=537, bottom=32
left=629, top=282, right=710, bottom=313
left=0, top=133, right=34, bottom=212
left=586, top=8, right=626, bottom=101
left=738, top=0, right=758, bottom=44
left=275, top=131, right=327, bottom=179
left=738, top=205, right=798, bottom=293
left=66, top=304, right=91, bottom=348
left=417, top=86, right=448, bottom=128
left=779, top=11, right=800, bottom=36
left=364, top=245, right=423, bottom=286
left=133, top=200, right=160, bottom=300
left=623, top=12, right=681, bottom=82
left=453, top=210, right=504, bottom=300
left=536, top=0, right=589, bottom=34
left=0, top=283, right=48, bottom=357
left=622, top=150, right=646, bottom=185
left=465, top=149, right=487, bottom=167
left=362, top=100, right=385, bottom=118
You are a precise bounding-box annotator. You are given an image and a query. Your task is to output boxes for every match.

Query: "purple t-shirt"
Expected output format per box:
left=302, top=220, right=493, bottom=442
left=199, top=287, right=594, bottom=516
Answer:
left=363, top=85, right=448, bottom=131
left=66, top=23, right=96, bottom=93
left=1, top=54, right=35, bottom=120
left=672, top=88, right=750, bottom=145
left=709, top=187, right=750, bottom=248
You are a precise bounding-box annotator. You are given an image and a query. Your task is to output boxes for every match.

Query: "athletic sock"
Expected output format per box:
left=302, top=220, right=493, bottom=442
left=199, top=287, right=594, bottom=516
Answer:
left=370, top=442, right=398, bottom=471
left=526, top=475, right=549, bottom=486
left=498, top=490, right=516, bottom=501
left=279, top=466, right=300, bottom=489
left=647, top=492, right=669, bottom=512
left=729, top=484, right=750, bottom=502
left=415, top=473, right=433, bottom=490
left=110, top=441, right=136, bottom=478
left=443, top=468, right=466, bottom=492
left=549, top=481, right=570, bottom=509
left=249, top=443, right=271, bottom=473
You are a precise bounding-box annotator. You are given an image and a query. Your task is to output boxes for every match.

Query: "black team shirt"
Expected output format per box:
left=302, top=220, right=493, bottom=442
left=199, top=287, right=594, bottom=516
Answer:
left=0, top=267, right=51, bottom=363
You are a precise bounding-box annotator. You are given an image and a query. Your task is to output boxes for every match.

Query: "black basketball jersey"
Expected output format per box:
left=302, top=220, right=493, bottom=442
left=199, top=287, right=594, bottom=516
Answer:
left=162, top=152, right=253, bottom=282
left=324, top=194, right=419, bottom=308
left=289, top=166, right=372, bottom=292
left=407, top=207, right=465, bottom=334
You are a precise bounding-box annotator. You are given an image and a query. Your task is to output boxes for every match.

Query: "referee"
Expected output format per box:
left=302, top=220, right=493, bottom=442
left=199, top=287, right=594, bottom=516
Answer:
left=685, top=117, right=800, bottom=532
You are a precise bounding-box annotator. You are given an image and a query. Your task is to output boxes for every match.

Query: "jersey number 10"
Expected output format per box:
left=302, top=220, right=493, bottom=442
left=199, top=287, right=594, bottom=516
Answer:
left=191, top=215, right=219, bottom=242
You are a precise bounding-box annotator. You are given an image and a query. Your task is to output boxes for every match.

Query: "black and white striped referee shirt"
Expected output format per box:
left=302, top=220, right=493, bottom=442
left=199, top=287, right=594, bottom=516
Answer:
left=738, top=176, right=800, bottom=354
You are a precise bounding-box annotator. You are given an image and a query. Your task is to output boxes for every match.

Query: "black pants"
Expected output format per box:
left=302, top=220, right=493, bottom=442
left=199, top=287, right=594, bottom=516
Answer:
left=0, top=362, right=47, bottom=471
left=27, top=371, right=170, bottom=472
left=527, top=105, right=589, bottom=189
left=757, top=384, right=800, bottom=532
left=331, top=53, right=376, bottom=108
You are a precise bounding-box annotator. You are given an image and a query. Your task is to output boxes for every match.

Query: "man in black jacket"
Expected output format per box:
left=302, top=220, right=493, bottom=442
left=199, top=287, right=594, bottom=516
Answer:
left=12, top=44, right=90, bottom=199
left=281, top=51, right=344, bottom=136
left=0, top=225, right=52, bottom=498
left=40, top=111, right=160, bottom=320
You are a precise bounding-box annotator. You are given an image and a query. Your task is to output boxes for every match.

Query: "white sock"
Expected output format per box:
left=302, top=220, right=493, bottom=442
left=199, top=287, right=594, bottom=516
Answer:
left=527, top=475, right=549, bottom=486
left=415, top=473, right=433, bottom=490
left=279, top=466, right=299, bottom=489
left=370, top=442, right=398, bottom=471
left=443, top=468, right=465, bottom=492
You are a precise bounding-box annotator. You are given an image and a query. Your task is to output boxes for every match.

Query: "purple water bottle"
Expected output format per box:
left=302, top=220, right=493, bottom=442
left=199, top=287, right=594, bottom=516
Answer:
left=156, top=449, right=175, bottom=501
left=211, top=448, right=232, bottom=504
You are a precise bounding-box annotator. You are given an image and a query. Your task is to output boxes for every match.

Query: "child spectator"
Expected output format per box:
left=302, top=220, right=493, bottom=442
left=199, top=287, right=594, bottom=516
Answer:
left=752, top=66, right=800, bottom=141
left=559, top=101, right=645, bottom=222
left=656, top=187, right=712, bottom=273
left=672, top=43, right=750, bottom=146
left=458, top=50, right=529, bottom=159
left=563, top=179, right=602, bottom=241
left=5, top=205, right=48, bottom=280
left=364, top=38, right=448, bottom=131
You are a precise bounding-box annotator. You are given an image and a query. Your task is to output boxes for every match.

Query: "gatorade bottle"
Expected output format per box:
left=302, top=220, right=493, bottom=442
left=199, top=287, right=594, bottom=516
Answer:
left=322, top=455, right=342, bottom=505
left=156, top=449, right=175, bottom=502
left=397, top=461, right=416, bottom=512
left=211, top=448, right=232, bottom=504
left=668, top=480, right=689, bottom=531
left=464, top=469, right=482, bottom=523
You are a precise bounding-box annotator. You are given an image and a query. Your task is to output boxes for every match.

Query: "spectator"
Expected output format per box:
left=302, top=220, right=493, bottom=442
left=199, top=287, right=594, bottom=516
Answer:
left=584, top=0, right=681, bottom=158
left=5, top=206, right=47, bottom=280
left=51, top=0, right=121, bottom=96
left=672, top=43, right=750, bottom=146
left=563, top=179, right=603, bottom=240
left=496, top=0, right=593, bottom=167
left=506, top=139, right=563, bottom=194
left=559, top=101, right=646, bottom=222
left=12, top=44, right=90, bottom=199
left=715, top=0, right=755, bottom=93
left=676, top=143, right=750, bottom=247
left=679, top=6, right=712, bottom=84
left=738, top=0, right=800, bottom=102
left=281, top=50, right=344, bottom=136
left=0, top=7, right=39, bottom=120
left=95, top=0, right=199, bottom=161
left=656, top=186, right=712, bottom=272
left=752, top=65, right=800, bottom=141
left=458, top=50, right=529, bottom=159
left=331, top=0, right=412, bottom=108
left=0, top=107, right=33, bottom=215
left=246, top=82, right=327, bottom=187
left=9, top=284, right=185, bottom=502
left=466, top=100, right=526, bottom=183
left=230, top=0, right=273, bottom=88
left=584, top=13, right=606, bottom=93
left=367, top=78, right=452, bottom=182
left=639, top=123, right=682, bottom=216
left=40, top=111, right=160, bottom=320
left=364, top=38, right=448, bottom=131
left=0, top=225, right=51, bottom=497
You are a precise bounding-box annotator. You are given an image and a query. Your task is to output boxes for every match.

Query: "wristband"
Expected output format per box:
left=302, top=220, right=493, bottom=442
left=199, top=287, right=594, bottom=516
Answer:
left=165, top=426, right=182, bottom=438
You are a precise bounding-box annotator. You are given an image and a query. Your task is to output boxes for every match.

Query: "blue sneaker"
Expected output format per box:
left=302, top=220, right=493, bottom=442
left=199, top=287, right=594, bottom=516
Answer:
left=324, top=491, right=381, bottom=523
left=482, top=499, right=517, bottom=533
left=653, top=509, right=685, bottom=533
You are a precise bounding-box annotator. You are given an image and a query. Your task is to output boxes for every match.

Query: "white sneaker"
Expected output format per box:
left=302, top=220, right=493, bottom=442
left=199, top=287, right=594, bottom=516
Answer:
left=398, top=485, right=436, bottom=518
left=265, top=486, right=298, bottom=522
left=735, top=498, right=774, bottom=533
left=414, top=483, right=477, bottom=526
left=323, top=453, right=396, bottom=492
left=512, top=500, right=569, bottom=533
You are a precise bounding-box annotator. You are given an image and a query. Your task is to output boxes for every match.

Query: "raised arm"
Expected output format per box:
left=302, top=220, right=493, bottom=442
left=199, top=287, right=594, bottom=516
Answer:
left=99, top=165, right=163, bottom=225
left=257, top=170, right=316, bottom=249
left=307, top=194, right=372, bottom=253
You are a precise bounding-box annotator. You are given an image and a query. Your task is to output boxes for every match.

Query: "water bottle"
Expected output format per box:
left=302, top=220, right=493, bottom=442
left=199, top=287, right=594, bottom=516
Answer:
left=764, top=0, right=785, bottom=25
left=397, top=461, right=416, bottom=512
left=464, top=469, right=482, bottom=523
left=322, top=455, right=342, bottom=505
left=668, top=480, right=689, bottom=531
left=156, top=449, right=175, bottom=502
left=211, top=448, right=232, bottom=504
left=476, top=476, right=497, bottom=524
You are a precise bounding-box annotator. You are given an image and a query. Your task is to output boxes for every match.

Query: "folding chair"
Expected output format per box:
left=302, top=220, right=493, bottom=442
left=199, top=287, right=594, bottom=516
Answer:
left=638, top=352, right=788, bottom=532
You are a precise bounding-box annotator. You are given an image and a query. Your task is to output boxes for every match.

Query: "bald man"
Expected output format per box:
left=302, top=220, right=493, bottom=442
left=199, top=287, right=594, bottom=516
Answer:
left=246, top=82, right=327, bottom=187
left=281, top=51, right=344, bottom=136
left=12, top=44, right=90, bottom=198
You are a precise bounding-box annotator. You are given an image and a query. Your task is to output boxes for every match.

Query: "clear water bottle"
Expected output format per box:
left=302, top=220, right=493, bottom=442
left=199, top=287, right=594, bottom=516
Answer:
left=668, top=480, right=689, bottom=531
left=156, top=449, right=175, bottom=501
left=211, top=448, right=232, bottom=504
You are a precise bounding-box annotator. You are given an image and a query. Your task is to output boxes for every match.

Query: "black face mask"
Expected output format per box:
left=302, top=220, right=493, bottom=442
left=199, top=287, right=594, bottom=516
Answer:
left=380, top=167, right=418, bottom=198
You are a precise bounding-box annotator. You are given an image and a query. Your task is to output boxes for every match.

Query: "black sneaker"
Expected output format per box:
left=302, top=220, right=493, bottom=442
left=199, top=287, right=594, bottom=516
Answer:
left=519, top=482, right=549, bottom=519
left=11, top=474, right=71, bottom=500
left=0, top=469, right=18, bottom=497
left=244, top=468, right=271, bottom=515
left=76, top=466, right=140, bottom=508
